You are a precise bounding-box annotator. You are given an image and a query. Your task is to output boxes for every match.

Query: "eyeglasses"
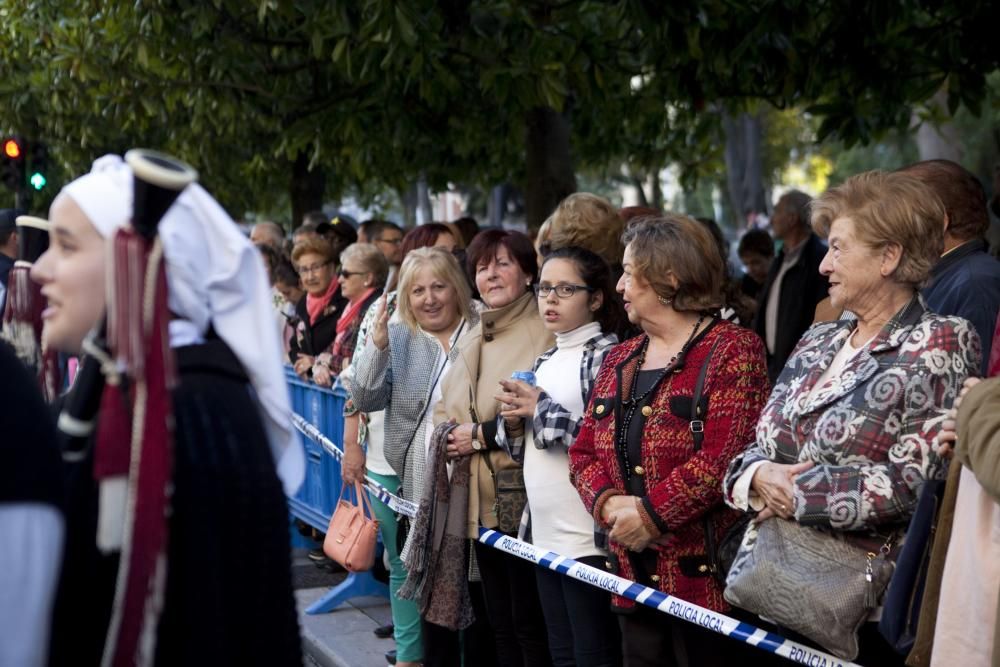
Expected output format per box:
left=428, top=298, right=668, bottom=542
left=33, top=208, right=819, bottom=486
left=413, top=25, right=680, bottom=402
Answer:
left=297, top=261, right=330, bottom=276
left=339, top=268, right=367, bottom=278
left=376, top=237, right=403, bottom=246
left=534, top=283, right=595, bottom=299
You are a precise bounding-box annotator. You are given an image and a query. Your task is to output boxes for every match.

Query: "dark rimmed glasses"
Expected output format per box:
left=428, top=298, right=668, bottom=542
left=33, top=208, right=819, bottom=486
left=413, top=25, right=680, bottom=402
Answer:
left=534, top=283, right=595, bottom=299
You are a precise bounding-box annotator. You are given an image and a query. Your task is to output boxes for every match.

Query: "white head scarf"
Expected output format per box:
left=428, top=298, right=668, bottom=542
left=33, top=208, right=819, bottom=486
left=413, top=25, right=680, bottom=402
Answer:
left=61, top=155, right=304, bottom=494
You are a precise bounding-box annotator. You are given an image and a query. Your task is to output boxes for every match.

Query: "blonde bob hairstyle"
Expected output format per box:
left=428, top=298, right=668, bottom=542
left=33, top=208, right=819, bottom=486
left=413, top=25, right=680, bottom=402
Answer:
left=547, top=192, right=625, bottom=266
left=396, top=247, right=474, bottom=332
left=340, top=242, right=390, bottom=289
left=811, top=170, right=945, bottom=288
left=291, top=236, right=337, bottom=264
left=621, top=214, right=724, bottom=313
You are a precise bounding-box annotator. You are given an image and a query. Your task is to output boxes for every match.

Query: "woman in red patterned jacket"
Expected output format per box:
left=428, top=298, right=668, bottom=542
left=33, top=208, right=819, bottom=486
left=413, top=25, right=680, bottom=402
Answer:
left=569, top=215, right=769, bottom=667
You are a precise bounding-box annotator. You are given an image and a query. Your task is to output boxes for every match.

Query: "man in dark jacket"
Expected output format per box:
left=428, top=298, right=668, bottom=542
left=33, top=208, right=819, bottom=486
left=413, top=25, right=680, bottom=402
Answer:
left=0, top=208, right=24, bottom=320
left=752, top=190, right=830, bottom=382
left=903, top=159, right=1000, bottom=375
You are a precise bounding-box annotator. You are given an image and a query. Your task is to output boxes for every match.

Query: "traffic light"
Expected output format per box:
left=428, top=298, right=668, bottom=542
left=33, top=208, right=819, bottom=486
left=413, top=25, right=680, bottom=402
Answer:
left=29, top=143, right=48, bottom=191
left=3, top=138, right=21, bottom=159
left=1, top=136, right=25, bottom=191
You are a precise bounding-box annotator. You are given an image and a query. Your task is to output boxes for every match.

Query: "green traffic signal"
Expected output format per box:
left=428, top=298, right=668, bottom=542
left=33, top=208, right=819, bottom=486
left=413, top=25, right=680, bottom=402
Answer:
left=30, top=171, right=46, bottom=190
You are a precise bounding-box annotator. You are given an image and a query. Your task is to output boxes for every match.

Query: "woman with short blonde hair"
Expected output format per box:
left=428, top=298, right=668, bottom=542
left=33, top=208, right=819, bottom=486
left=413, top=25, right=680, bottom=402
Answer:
left=810, top=170, right=945, bottom=288
left=350, top=247, right=481, bottom=666
left=396, top=247, right=474, bottom=331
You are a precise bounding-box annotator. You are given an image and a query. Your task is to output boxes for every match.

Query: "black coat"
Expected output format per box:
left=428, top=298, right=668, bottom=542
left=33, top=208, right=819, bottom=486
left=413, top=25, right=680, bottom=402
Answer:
left=752, top=232, right=830, bottom=382
left=287, top=286, right=347, bottom=363
left=49, top=338, right=302, bottom=667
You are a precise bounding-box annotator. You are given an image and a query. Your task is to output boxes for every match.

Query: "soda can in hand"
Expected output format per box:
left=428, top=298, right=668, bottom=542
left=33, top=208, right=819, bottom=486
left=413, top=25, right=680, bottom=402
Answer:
left=511, top=370, right=536, bottom=387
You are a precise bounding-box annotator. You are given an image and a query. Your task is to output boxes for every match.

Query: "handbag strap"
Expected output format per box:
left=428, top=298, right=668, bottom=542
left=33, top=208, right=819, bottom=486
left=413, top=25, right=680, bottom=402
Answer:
left=690, top=336, right=722, bottom=577
left=337, top=480, right=377, bottom=522
left=354, top=481, right=376, bottom=521
left=689, top=337, right=721, bottom=454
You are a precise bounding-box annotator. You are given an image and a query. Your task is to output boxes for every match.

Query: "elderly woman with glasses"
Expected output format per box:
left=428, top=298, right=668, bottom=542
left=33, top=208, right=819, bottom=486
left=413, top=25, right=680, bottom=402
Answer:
left=289, top=240, right=387, bottom=386
left=289, top=237, right=346, bottom=381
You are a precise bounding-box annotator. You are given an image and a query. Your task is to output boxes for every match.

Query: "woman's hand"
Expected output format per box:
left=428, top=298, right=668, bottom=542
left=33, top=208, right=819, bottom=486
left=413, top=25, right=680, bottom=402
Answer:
left=371, top=295, right=389, bottom=351
left=599, top=494, right=632, bottom=526
left=313, top=362, right=333, bottom=387
left=293, top=355, right=314, bottom=380
left=607, top=500, right=655, bottom=552
left=750, top=460, right=815, bottom=521
left=495, top=379, right=542, bottom=420
left=446, top=422, right=476, bottom=459
left=938, top=376, right=983, bottom=458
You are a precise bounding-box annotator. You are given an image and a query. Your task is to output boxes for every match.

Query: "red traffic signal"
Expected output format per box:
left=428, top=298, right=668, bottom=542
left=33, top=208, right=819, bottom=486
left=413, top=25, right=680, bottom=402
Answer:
left=3, top=138, right=22, bottom=160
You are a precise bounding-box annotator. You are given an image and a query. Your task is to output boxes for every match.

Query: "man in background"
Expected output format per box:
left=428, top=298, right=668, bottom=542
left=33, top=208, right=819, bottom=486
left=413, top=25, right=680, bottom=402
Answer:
left=752, top=190, right=829, bottom=382
left=903, top=159, right=1000, bottom=374
left=250, top=221, right=285, bottom=250
left=0, top=209, right=24, bottom=320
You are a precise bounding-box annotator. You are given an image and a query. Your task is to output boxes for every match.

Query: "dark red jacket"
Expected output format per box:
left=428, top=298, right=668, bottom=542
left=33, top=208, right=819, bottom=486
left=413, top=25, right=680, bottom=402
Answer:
left=570, top=320, right=768, bottom=611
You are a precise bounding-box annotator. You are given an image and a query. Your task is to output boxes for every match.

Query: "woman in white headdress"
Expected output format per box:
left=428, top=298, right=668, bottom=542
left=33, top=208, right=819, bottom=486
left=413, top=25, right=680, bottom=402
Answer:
left=35, top=154, right=304, bottom=667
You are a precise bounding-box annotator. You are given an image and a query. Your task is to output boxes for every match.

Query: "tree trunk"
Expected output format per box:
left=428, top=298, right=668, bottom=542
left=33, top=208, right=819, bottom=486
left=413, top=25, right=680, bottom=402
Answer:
left=398, top=185, right=417, bottom=227
left=523, top=106, right=577, bottom=229
left=289, top=151, right=326, bottom=228
left=914, top=88, right=963, bottom=163
left=722, top=111, right=766, bottom=228
left=417, top=174, right=433, bottom=225
left=649, top=170, right=663, bottom=210
left=488, top=184, right=509, bottom=228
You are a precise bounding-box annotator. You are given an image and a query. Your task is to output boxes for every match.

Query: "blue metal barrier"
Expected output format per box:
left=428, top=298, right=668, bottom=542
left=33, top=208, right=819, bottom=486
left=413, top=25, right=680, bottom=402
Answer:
left=285, top=366, right=389, bottom=613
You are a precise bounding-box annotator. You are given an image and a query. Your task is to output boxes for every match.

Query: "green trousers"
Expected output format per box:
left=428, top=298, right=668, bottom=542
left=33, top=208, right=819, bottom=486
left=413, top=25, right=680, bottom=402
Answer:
left=367, top=470, right=423, bottom=662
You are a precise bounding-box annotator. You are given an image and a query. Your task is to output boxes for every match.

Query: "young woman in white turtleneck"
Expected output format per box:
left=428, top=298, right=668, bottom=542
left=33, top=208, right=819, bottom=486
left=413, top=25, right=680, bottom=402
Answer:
left=495, top=246, right=624, bottom=667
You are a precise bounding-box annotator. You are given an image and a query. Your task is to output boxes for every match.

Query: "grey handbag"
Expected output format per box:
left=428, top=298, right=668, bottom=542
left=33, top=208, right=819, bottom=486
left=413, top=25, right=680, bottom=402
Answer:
left=723, top=517, right=894, bottom=660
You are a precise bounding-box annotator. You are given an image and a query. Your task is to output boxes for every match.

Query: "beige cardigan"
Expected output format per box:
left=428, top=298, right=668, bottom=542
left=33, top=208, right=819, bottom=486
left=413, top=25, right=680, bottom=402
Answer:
left=910, top=378, right=1000, bottom=667
left=434, top=291, right=555, bottom=538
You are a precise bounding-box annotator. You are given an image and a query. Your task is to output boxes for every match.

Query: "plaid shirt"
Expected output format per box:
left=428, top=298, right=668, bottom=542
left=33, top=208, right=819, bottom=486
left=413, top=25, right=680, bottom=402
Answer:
left=496, top=331, right=618, bottom=462
left=495, top=329, right=618, bottom=545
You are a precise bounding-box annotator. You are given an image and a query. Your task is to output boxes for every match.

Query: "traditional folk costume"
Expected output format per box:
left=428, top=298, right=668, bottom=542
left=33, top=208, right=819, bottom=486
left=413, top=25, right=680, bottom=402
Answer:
left=48, top=154, right=303, bottom=667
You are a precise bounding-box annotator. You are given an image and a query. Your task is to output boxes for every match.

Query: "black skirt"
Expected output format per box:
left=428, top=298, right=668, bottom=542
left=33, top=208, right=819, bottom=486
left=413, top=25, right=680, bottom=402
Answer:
left=50, top=339, right=302, bottom=667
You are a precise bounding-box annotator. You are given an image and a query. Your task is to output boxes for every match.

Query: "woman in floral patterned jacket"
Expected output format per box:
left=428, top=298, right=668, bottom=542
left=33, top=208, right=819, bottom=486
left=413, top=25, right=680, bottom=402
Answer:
left=723, top=170, right=981, bottom=665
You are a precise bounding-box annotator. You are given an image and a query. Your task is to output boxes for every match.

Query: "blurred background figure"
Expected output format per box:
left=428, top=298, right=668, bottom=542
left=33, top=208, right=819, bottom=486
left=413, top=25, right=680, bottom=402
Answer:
left=250, top=220, right=285, bottom=249
left=736, top=228, right=774, bottom=302
left=752, top=189, right=829, bottom=382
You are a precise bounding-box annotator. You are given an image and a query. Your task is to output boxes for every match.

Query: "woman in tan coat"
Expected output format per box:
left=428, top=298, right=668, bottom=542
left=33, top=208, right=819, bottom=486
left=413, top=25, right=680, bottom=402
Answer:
left=434, top=229, right=555, bottom=667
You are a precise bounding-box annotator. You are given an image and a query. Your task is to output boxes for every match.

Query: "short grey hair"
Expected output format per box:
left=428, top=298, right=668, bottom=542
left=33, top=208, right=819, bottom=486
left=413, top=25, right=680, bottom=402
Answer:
left=340, top=242, right=389, bottom=288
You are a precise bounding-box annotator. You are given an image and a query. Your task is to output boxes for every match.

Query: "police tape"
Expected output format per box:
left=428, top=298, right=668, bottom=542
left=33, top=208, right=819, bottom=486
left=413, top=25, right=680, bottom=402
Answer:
left=478, top=528, right=861, bottom=667
left=292, top=413, right=420, bottom=518
left=293, top=412, right=860, bottom=667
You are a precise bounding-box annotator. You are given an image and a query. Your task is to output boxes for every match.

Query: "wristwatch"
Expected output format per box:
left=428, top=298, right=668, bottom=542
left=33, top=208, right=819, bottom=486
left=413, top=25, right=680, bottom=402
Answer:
left=471, top=423, right=484, bottom=451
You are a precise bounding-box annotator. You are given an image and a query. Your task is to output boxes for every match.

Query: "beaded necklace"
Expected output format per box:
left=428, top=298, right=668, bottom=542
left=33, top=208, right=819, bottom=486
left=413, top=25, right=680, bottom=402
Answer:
left=619, top=314, right=707, bottom=480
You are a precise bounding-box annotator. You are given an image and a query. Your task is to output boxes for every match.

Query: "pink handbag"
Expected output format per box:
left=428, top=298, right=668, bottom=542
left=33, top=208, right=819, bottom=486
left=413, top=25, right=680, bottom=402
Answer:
left=323, top=481, right=379, bottom=572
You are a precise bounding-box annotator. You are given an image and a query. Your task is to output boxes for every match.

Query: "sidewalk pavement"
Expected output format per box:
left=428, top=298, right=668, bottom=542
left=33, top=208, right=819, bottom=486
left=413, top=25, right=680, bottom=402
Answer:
left=292, top=545, right=393, bottom=667
left=297, top=587, right=393, bottom=667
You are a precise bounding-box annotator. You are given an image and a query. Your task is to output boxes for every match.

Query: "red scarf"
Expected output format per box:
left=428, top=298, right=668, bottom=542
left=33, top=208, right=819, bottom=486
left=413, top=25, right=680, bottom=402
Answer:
left=337, top=288, right=377, bottom=334
left=306, top=278, right=339, bottom=325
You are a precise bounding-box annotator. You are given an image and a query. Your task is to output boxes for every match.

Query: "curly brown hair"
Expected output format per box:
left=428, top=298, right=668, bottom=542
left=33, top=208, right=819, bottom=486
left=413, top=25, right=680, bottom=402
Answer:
left=620, top=214, right=724, bottom=313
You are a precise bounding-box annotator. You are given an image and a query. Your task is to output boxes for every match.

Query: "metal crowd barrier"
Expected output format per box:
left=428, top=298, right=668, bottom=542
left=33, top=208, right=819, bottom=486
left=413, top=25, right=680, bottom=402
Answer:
left=285, top=367, right=389, bottom=614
